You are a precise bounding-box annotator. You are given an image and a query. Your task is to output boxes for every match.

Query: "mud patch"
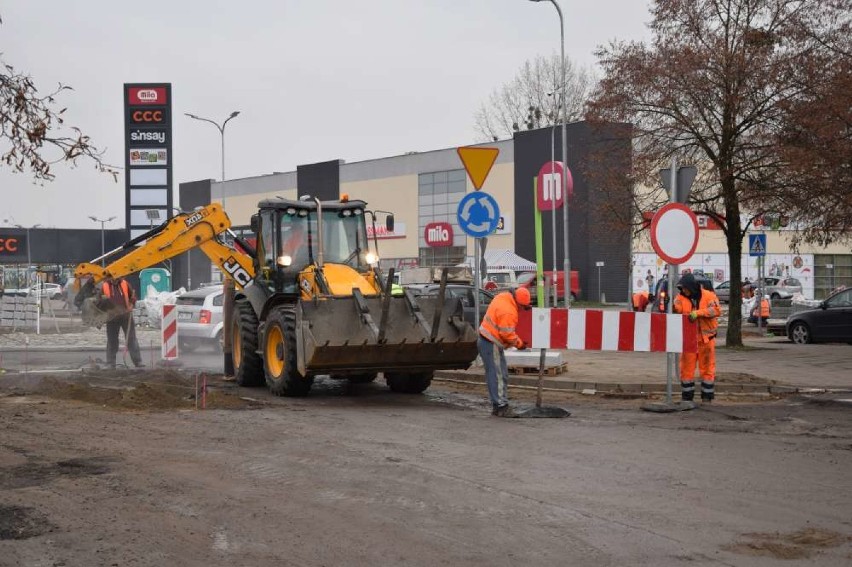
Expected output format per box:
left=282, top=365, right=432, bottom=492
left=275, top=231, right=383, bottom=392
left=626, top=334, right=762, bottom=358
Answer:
left=0, top=456, right=116, bottom=490
left=716, top=372, right=777, bottom=385
left=19, top=372, right=261, bottom=412
left=0, top=505, right=55, bottom=540
left=724, top=528, right=850, bottom=560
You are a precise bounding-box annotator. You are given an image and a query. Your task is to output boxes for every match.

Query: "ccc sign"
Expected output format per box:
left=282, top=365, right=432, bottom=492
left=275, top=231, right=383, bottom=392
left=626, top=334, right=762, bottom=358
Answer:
left=130, top=109, right=166, bottom=124
left=0, top=236, right=24, bottom=256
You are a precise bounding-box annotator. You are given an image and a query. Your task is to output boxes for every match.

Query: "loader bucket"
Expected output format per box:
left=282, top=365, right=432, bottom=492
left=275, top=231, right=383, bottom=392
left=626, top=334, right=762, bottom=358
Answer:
left=296, top=294, right=479, bottom=376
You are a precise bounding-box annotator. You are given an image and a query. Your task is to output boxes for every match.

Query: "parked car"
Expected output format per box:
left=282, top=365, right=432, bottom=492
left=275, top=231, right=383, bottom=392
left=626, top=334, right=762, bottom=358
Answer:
left=26, top=283, right=63, bottom=300
left=176, top=285, right=224, bottom=352
left=482, top=269, right=522, bottom=292
left=714, top=280, right=731, bottom=303
left=758, top=276, right=803, bottom=299
left=785, top=287, right=852, bottom=344
left=407, top=283, right=495, bottom=327
left=515, top=270, right=581, bottom=304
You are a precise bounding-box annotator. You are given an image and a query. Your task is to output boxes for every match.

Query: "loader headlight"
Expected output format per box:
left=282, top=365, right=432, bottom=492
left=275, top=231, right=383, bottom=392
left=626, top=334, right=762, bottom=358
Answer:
left=365, top=252, right=378, bottom=266
left=278, top=255, right=293, bottom=267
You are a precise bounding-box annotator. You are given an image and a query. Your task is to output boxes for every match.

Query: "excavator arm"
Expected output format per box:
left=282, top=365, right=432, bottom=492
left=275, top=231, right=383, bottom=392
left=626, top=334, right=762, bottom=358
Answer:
left=74, top=204, right=255, bottom=325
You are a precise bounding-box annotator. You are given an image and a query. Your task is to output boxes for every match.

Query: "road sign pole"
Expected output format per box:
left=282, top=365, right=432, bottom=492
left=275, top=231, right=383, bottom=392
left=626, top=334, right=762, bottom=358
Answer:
left=474, top=238, right=480, bottom=327
left=534, top=178, right=545, bottom=308
left=666, top=157, right=677, bottom=405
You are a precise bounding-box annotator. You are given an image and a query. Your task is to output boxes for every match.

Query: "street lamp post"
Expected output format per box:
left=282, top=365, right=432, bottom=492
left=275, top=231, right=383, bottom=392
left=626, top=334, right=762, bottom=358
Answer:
left=14, top=223, right=42, bottom=280
left=88, top=216, right=116, bottom=267
left=15, top=223, right=41, bottom=334
left=530, top=0, right=570, bottom=307
left=185, top=110, right=240, bottom=376
left=184, top=111, right=240, bottom=209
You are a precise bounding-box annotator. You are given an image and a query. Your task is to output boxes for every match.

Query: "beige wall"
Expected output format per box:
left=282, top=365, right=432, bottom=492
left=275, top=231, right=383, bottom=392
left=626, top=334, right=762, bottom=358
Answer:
left=634, top=227, right=851, bottom=255
left=217, top=190, right=293, bottom=226
left=341, top=174, right=419, bottom=259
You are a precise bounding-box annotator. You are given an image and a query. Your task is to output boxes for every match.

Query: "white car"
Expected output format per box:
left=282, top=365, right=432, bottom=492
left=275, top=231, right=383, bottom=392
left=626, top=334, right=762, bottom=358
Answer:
left=27, top=283, right=63, bottom=300
left=176, top=285, right=224, bottom=351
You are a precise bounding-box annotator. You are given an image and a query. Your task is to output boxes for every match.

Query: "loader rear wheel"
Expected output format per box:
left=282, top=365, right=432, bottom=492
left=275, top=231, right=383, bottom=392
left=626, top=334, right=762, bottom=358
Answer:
left=264, top=306, right=313, bottom=397
left=385, top=371, right=433, bottom=394
left=233, top=299, right=264, bottom=387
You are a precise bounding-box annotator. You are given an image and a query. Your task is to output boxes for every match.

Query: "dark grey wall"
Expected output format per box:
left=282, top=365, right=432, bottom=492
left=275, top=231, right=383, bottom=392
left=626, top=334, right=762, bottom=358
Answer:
left=513, top=123, right=632, bottom=302
left=297, top=160, right=341, bottom=201
left=0, top=228, right=127, bottom=265
left=177, top=179, right=213, bottom=290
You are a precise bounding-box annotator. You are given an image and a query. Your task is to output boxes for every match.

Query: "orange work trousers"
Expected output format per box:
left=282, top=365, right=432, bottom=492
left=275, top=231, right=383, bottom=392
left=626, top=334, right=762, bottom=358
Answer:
left=680, top=339, right=716, bottom=382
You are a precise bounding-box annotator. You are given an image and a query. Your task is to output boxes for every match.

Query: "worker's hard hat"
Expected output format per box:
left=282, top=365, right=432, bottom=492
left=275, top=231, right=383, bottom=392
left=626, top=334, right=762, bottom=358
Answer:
left=514, top=287, right=532, bottom=308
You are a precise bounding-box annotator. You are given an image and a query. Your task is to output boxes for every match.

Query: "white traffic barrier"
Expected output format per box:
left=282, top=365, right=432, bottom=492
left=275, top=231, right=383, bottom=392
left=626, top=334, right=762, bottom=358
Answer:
left=518, top=308, right=698, bottom=353
left=161, top=304, right=178, bottom=360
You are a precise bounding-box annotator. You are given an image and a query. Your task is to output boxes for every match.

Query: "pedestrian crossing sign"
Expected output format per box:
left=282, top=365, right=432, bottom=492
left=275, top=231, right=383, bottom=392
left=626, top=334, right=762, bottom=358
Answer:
left=749, top=234, right=767, bottom=257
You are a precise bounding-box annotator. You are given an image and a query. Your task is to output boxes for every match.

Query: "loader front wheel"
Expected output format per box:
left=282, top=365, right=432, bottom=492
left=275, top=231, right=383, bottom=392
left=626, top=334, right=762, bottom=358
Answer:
left=264, top=306, right=313, bottom=397
left=385, top=371, right=433, bottom=394
left=233, top=299, right=264, bottom=387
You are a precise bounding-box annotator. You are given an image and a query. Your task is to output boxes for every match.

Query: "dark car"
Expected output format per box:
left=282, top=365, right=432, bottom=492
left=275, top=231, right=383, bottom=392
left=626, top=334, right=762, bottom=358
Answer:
left=407, top=284, right=495, bottom=327
left=785, top=288, right=852, bottom=344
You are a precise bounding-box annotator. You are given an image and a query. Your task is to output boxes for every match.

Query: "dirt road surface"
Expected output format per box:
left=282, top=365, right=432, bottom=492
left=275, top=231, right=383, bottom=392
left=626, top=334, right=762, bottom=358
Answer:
left=1, top=372, right=851, bottom=566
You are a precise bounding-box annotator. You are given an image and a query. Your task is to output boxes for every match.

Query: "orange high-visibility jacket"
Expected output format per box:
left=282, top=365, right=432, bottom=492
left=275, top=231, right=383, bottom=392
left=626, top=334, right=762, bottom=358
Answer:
left=479, top=291, right=524, bottom=349
left=102, top=279, right=135, bottom=310
left=674, top=288, right=721, bottom=344
left=754, top=297, right=771, bottom=318
left=632, top=290, right=650, bottom=311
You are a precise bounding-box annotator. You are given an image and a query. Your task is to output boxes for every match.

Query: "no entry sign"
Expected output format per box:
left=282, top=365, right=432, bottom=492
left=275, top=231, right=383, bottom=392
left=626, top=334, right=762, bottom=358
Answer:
left=650, top=203, right=699, bottom=265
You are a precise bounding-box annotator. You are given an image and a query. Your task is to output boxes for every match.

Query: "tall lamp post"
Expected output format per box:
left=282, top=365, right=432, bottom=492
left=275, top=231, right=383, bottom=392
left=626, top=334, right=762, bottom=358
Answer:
left=88, top=216, right=116, bottom=267
left=184, top=111, right=240, bottom=209
left=185, top=110, right=240, bottom=376
left=14, top=223, right=42, bottom=282
left=529, top=0, right=570, bottom=307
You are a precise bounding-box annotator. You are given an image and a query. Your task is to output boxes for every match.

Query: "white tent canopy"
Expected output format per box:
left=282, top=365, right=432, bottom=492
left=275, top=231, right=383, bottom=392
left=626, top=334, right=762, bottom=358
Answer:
left=462, top=249, right=536, bottom=273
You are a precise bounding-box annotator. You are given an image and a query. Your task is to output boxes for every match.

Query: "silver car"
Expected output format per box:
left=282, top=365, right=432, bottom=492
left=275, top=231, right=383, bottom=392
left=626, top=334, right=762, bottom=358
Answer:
left=759, top=276, right=803, bottom=299
left=176, top=285, right=224, bottom=352
left=714, top=280, right=731, bottom=303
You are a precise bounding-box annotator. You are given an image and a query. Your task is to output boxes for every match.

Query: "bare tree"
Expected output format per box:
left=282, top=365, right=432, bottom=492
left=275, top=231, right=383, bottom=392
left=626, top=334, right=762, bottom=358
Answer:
left=587, top=0, right=850, bottom=347
left=474, top=54, right=595, bottom=142
left=1, top=18, right=117, bottom=182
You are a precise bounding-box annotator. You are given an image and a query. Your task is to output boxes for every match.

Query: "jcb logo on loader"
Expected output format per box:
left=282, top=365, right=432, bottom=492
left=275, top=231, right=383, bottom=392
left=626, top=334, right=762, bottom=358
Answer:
left=223, top=256, right=253, bottom=287
left=183, top=210, right=208, bottom=228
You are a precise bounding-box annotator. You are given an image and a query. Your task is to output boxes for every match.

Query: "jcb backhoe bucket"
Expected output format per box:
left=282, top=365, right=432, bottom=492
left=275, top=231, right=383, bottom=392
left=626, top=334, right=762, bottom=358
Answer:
left=296, top=294, right=478, bottom=376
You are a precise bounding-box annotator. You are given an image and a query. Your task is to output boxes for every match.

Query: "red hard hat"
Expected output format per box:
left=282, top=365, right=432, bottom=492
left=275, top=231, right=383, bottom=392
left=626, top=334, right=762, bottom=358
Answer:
left=514, top=287, right=531, bottom=307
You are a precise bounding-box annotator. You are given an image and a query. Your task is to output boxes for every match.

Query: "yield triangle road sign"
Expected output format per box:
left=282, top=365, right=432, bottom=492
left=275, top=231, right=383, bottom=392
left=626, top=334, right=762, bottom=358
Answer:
left=749, top=234, right=766, bottom=257
left=457, top=146, right=499, bottom=190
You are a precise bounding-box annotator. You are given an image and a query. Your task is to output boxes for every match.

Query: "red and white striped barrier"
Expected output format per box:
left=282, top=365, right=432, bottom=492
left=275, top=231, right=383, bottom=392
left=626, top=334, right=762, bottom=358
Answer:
left=517, top=308, right=698, bottom=353
left=162, top=304, right=179, bottom=360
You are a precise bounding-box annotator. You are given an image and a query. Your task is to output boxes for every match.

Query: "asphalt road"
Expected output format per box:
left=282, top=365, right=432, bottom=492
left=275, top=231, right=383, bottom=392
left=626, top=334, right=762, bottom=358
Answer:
left=1, top=373, right=850, bottom=566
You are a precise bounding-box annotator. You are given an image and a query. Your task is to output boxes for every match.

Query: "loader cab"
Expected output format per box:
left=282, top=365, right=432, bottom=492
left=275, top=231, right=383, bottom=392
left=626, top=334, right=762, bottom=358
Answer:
left=253, top=197, right=376, bottom=296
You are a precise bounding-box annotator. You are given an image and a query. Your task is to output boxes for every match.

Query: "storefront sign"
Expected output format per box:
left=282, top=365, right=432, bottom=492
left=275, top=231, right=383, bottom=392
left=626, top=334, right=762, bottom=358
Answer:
left=424, top=222, right=453, bottom=247
left=367, top=221, right=406, bottom=240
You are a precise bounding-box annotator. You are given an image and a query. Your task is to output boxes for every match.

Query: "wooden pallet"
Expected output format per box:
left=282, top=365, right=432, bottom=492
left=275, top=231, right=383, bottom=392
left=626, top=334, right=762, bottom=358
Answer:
left=508, top=363, right=568, bottom=376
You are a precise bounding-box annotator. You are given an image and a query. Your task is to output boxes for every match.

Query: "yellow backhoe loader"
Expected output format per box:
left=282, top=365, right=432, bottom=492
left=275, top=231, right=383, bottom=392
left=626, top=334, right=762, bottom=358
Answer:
left=74, top=197, right=478, bottom=395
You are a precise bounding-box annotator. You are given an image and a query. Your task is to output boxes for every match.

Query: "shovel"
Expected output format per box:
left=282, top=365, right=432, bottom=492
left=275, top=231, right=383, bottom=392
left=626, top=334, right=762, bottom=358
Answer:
left=517, top=348, right=570, bottom=418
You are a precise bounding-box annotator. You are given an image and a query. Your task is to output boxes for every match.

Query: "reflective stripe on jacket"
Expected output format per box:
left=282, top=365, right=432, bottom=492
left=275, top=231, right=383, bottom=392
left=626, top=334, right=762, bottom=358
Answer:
left=674, top=288, right=721, bottom=344
left=478, top=291, right=523, bottom=349
left=102, top=279, right=134, bottom=311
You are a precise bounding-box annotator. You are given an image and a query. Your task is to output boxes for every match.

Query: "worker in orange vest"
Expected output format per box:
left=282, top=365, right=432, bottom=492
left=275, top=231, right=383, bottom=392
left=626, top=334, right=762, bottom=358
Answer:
left=749, top=296, right=771, bottom=325
left=100, top=277, right=144, bottom=369
left=673, top=273, right=721, bottom=402
left=632, top=289, right=650, bottom=312
left=478, top=288, right=531, bottom=417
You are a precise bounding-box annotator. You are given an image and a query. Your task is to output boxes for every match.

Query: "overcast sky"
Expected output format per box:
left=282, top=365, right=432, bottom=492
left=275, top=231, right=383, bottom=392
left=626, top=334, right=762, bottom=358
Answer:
left=2, top=0, right=651, bottom=229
